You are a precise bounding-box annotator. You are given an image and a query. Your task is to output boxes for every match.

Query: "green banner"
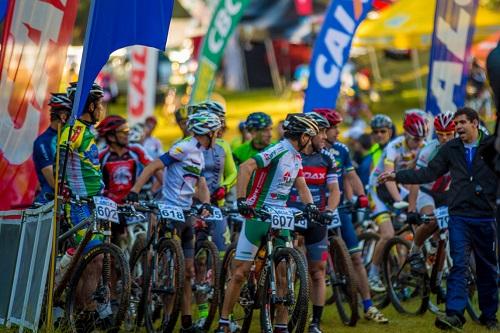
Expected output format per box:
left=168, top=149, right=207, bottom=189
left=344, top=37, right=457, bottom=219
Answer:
left=190, top=0, right=250, bottom=103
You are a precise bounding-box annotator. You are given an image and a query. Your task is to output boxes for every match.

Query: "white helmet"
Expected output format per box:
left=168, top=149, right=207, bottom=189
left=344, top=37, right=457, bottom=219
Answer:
left=187, top=111, right=222, bottom=135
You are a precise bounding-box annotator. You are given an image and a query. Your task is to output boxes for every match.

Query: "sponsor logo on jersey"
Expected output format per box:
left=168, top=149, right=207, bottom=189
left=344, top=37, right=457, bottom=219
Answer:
left=303, top=166, right=327, bottom=185
left=113, top=165, right=133, bottom=185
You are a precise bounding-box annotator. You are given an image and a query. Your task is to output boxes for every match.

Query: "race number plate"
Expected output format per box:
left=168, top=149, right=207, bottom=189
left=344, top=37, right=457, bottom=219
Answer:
left=327, top=210, right=342, bottom=230
left=93, top=196, right=119, bottom=224
left=205, top=207, right=223, bottom=223
left=434, top=206, right=449, bottom=230
left=268, top=208, right=295, bottom=230
left=157, top=204, right=185, bottom=223
left=290, top=208, right=307, bottom=229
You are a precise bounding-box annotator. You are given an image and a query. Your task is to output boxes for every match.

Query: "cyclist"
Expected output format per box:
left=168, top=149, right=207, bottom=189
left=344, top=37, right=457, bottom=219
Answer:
left=319, top=108, right=388, bottom=323
left=287, top=112, right=340, bottom=333
left=367, top=110, right=429, bottom=291
left=129, top=123, right=146, bottom=145
left=232, top=111, right=273, bottom=164
left=97, top=115, right=161, bottom=243
left=32, top=93, right=72, bottom=203
left=215, top=114, right=321, bottom=333
left=230, top=120, right=251, bottom=151
left=144, top=115, right=164, bottom=159
left=127, top=110, right=221, bottom=333
left=406, top=112, right=455, bottom=274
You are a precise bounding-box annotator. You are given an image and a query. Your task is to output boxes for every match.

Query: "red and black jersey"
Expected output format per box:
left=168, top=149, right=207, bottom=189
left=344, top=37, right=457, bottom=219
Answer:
left=99, top=144, right=152, bottom=203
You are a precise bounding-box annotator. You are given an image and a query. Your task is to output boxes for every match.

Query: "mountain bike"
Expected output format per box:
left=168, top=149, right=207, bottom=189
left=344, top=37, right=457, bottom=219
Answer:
left=50, top=196, right=131, bottom=332
left=382, top=207, right=480, bottom=321
left=218, top=206, right=310, bottom=333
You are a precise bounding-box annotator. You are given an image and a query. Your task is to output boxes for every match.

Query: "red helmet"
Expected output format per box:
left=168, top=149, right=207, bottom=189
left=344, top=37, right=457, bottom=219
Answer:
left=97, top=115, right=127, bottom=137
left=434, top=112, right=455, bottom=132
left=145, top=115, right=157, bottom=126
left=403, top=111, right=429, bottom=137
left=313, top=108, right=343, bottom=126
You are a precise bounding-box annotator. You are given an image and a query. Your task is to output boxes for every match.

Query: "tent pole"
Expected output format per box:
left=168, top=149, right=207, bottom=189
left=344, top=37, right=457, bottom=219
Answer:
left=412, top=48, right=425, bottom=108
left=264, top=37, right=283, bottom=95
left=369, top=47, right=382, bottom=81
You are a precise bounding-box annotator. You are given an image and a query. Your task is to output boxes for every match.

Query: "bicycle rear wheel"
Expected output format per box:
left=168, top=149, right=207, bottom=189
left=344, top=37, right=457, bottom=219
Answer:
left=259, top=247, right=309, bottom=333
left=218, top=243, right=254, bottom=333
left=143, top=238, right=185, bottom=333
left=328, top=236, right=359, bottom=326
left=65, top=243, right=131, bottom=333
left=193, top=239, right=221, bottom=331
left=383, top=237, right=428, bottom=315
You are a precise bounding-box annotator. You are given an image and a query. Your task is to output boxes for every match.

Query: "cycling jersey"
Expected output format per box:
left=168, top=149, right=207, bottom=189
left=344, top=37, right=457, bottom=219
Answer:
left=233, top=140, right=268, bottom=165
left=159, top=136, right=205, bottom=209
left=59, top=119, right=103, bottom=197
left=325, top=142, right=354, bottom=195
left=288, top=149, right=337, bottom=211
left=99, top=144, right=152, bottom=203
left=236, top=139, right=304, bottom=261
left=33, top=127, right=57, bottom=203
left=368, top=136, right=424, bottom=187
left=416, top=139, right=451, bottom=193
left=203, top=139, right=237, bottom=193
left=247, top=140, right=304, bottom=209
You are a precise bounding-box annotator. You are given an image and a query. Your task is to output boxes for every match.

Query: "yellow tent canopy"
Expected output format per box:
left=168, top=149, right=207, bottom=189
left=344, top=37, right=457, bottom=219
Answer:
left=354, top=0, right=500, bottom=49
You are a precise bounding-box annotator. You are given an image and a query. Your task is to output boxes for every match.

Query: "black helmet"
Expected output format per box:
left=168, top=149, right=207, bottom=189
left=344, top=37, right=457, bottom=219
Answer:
left=67, top=82, right=104, bottom=102
left=283, top=114, right=319, bottom=137
left=305, top=112, right=330, bottom=129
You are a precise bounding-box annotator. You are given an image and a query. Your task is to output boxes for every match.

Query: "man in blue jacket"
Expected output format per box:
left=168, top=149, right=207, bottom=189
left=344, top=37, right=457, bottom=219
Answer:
left=379, top=107, right=498, bottom=331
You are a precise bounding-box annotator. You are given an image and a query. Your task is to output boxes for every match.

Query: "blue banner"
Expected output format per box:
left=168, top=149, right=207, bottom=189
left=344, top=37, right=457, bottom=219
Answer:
left=0, top=0, right=8, bottom=23
left=72, top=0, right=174, bottom=121
left=425, top=0, right=479, bottom=115
left=303, top=0, right=372, bottom=113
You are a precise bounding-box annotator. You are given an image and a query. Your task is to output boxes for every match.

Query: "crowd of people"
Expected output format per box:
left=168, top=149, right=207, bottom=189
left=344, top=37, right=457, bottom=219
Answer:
left=31, top=79, right=500, bottom=333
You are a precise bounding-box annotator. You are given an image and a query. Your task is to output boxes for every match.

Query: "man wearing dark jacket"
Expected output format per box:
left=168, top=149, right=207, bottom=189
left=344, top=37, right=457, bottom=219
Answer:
left=379, top=107, right=499, bottom=331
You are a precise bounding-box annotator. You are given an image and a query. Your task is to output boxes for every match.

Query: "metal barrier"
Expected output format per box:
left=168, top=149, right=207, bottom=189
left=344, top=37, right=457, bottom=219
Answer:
left=2, top=202, right=54, bottom=332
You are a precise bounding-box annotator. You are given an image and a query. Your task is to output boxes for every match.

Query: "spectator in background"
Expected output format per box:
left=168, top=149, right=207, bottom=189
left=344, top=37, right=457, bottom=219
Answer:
left=343, top=93, right=372, bottom=137
left=143, top=115, right=164, bottom=159
left=276, top=120, right=285, bottom=141
left=230, top=121, right=252, bottom=151
left=466, top=58, right=493, bottom=120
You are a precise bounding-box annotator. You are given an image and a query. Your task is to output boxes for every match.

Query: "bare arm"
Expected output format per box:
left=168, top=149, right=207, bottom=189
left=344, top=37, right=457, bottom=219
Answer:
left=196, top=176, right=211, bottom=204
left=407, top=184, right=419, bottom=212
left=346, top=169, right=366, bottom=196
left=382, top=163, right=402, bottom=202
left=294, top=176, right=314, bottom=205
left=41, top=165, right=55, bottom=188
left=237, top=158, right=258, bottom=198
left=326, top=182, right=341, bottom=211
left=130, top=159, right=165, bottom=193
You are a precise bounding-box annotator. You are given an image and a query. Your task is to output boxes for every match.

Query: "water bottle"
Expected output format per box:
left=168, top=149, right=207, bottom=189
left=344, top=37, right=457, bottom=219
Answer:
left=55, top=248, right=75, bottom=286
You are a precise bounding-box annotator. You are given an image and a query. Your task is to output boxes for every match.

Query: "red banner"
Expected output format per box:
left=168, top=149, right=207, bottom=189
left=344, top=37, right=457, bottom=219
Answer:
left=0, top=0, right=78, bottom=210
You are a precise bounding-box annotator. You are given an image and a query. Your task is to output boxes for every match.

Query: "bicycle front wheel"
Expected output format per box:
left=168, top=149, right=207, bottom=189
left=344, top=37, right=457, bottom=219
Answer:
left=259, top=247, right=309, bottom=333
left=125, top=233, right=147, bottom=330
left=143, top=238, right=185, bottom=333
left=328, top=236, right=359, bottom=326
left=383, top=237, right=428, bottom=315
left=65, top=243, right=131, bottom=333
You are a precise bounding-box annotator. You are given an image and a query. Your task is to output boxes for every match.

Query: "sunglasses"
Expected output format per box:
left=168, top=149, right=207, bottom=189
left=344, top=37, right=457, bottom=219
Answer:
left=372, top=129, right=388, bottom=134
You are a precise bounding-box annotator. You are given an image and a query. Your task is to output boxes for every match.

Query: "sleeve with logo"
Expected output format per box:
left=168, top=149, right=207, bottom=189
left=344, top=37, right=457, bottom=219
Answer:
left=253, top=143, right=286, bottom=168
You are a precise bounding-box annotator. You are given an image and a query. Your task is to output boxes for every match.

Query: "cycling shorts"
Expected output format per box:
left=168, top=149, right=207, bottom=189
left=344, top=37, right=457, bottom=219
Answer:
left=235, top=217, right=290, bottom=261
left=416, top=191, right=435, bottom=211
left=338, top=210, right=361, bottom=255
left=302, top=222, right=328, bottom=262
left=368, top=185, right=409, bottom=217
left=66, top=203, right=103, bottom=254
left=177, top=215, right=195, bottom=259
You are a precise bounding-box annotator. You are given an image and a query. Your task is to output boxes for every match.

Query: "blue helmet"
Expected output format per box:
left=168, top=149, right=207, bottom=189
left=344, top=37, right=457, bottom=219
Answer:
left=245, top=112, right=272, bottom=130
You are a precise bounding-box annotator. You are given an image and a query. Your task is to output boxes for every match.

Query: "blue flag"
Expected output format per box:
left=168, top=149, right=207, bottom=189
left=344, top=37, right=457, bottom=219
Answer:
left=0, top=0, right=8, bottom=23
left=303, top=0, right=371, bottom=113
left=425, top=0, right=479, bottom=115
left=72, top=0, right=174, bottom=121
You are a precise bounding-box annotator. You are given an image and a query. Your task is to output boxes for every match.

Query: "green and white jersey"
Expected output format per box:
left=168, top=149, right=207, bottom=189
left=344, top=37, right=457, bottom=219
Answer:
left=246, top=140, right=304, bottom=209
left=59, top=119, right=103, bottom=197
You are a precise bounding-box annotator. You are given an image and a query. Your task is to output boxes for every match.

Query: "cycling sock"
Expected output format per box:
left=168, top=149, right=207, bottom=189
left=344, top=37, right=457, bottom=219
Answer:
left=274, top=323, right=288, bottom=332
left=219, top=318, right=230, bottom=326
left=362, top=299, right=373, bottom=312
left=181, top=315, right=192, bottom=328
left=198, top=303, right=209, bottom=318
left=369, top=264, right=380, bottom=277
left=410, top=243, right=423, bottom=253
left=312, top=305, right=323, bottom=324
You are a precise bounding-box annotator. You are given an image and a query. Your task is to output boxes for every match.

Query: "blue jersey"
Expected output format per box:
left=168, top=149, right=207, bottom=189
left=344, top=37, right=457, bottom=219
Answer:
left=325, top=142, right=354, bottom=194
left=33, top=127, right=57, bottom=203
